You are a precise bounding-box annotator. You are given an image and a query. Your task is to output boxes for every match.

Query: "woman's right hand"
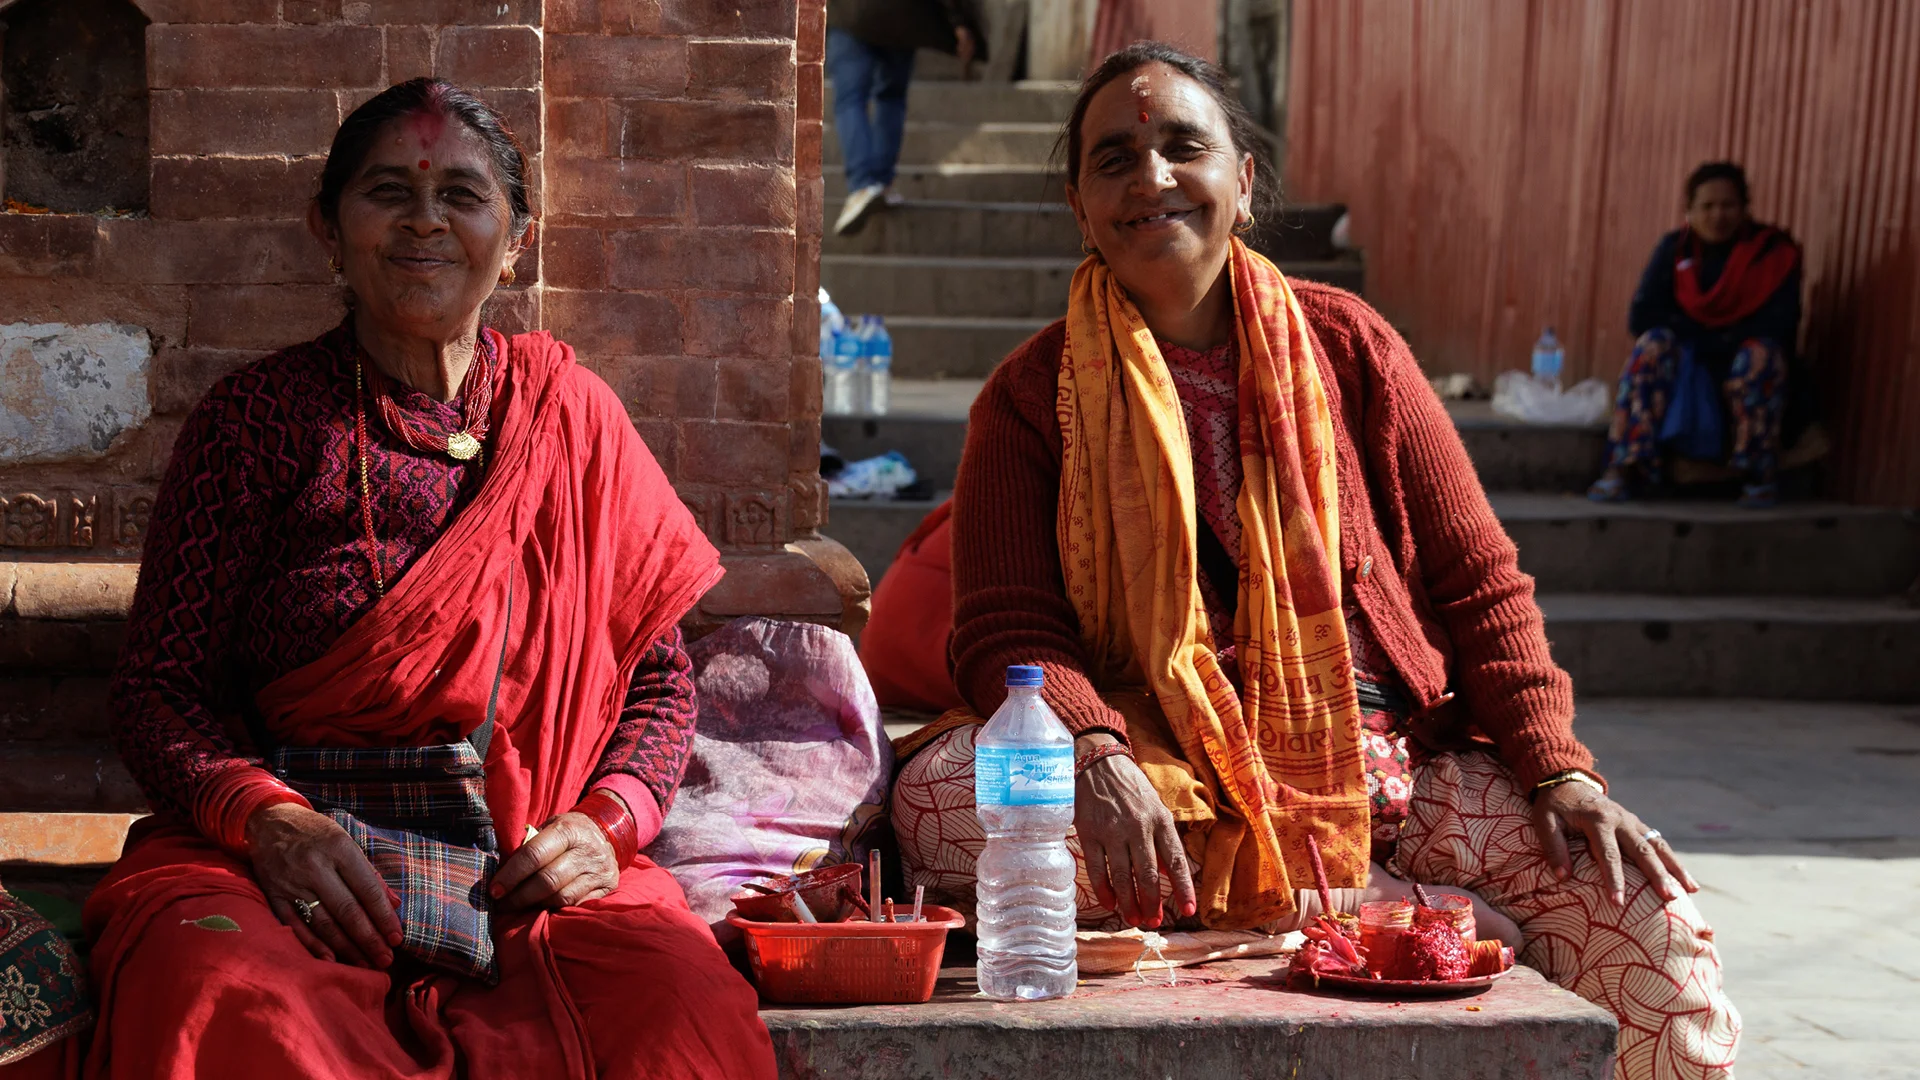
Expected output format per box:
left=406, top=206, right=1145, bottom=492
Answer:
left=247, top=802, right=404, bottom=968
left=1073, top=734, right=1197, bottom=928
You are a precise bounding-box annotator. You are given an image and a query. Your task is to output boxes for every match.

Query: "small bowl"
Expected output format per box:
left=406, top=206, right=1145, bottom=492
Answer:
left=728, top=862, right=870, bottom=923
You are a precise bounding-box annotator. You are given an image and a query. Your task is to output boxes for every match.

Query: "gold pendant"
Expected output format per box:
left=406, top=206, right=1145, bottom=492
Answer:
left=446, top=431, right=482, bottom=461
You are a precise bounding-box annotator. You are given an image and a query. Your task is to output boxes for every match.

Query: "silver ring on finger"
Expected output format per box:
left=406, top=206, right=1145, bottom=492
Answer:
left=1641, top=829, right=1663, bottom=844
left=292, top=897, right=324, bottom=925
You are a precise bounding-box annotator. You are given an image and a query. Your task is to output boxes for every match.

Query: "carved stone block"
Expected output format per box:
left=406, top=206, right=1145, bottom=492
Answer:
left=724, top=492, right=784, bottom=549
left=117, top=495, right=153, bottom=550
left=1, top=493, right=59, bottom=547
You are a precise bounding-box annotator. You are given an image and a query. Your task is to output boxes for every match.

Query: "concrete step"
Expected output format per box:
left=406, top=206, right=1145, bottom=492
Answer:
left=1541, top=593, right=1920, bottom=701
left=823, top=254, right=1366, bottom=320
left=823, top=200, right=1353, bottom=265
left=1451, top=402, right=1607, bottom=493
left=0, top=673, right=111, bottom=741
left=0, top=740, right=143, bottom=812
left=831, top=79, right=1080, bottom=125
left=829, top=487, right=1920, bottom=602
left=761, top=960, right=1615, bottom=1080
left=823, top=254, right=1080, bottom=319
left=885, top=314, right=1050, bottom=380
left=826, top=165, right=1065, bottom=203
left=821, top=386, right=1605, bottom=492
left=1497, top=495, right=1920, bottom=597
left=823, top=121, right=1061, bottom=168
left=0, top=811, right=137, bottom=866
left=824, top=199, right=1081, bottom=258
left=824, top=497, right=947, bottom=585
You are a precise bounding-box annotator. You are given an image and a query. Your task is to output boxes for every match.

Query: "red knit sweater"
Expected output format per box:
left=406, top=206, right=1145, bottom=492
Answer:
left=949, top=281, right=1598, bottom=792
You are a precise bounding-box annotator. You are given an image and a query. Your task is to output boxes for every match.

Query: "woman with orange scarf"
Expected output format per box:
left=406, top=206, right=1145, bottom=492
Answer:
left=890, top=44, right=1739, bottom=1080
left=75, top=80, right=775, bottom=1079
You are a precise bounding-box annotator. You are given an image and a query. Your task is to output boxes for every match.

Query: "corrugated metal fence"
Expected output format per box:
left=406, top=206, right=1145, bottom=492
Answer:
left=1285, top=0, right=1920, bottom=506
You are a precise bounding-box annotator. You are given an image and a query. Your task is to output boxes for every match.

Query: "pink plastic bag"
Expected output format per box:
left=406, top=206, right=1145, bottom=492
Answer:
left=644, top=617, right=893, bottom=943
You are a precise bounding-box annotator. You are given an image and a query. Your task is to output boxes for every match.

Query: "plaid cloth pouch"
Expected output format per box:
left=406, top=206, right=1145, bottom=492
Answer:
left=268, top=742, right=501, bottom=984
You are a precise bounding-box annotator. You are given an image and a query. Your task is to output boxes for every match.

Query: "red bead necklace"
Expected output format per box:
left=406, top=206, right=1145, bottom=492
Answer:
left=351, top=334, right=496, bottom=596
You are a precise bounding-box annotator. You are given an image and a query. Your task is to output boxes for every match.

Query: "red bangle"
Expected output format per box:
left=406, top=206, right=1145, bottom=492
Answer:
left=573, top=789, right=639, bottom=869
left=1074, top=741, right=1134, bottom=775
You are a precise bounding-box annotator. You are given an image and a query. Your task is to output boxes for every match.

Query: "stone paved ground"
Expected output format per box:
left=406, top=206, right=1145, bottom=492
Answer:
left=1576, top=700, right=1920, bottom=1079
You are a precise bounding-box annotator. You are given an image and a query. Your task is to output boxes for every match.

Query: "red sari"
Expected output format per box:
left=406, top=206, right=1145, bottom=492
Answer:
left=79, top=332, right=776, bottom=1079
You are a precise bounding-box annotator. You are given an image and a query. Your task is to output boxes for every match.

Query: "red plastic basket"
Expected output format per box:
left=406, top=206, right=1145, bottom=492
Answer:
left=725, top=905, right=965, bottom=1005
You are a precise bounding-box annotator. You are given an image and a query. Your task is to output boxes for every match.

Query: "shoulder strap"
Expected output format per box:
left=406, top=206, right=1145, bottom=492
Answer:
left=470, top=578, right=511, bottom=762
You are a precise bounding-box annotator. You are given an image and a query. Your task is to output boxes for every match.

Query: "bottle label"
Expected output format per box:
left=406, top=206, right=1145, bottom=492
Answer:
left=975, top=745, right=1074, bottom=807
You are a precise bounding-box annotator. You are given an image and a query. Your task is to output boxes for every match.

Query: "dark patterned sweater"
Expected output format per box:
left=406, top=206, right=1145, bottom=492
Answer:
left=109, top=324, right=697, bottom=834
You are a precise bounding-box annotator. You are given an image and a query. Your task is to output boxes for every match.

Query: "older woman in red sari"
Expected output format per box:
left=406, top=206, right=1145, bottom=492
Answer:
left=80, top=80, right=776, bottom=1079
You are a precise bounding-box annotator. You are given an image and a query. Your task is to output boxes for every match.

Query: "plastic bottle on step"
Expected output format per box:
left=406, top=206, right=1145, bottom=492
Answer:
left=1530, top=326, right=1565, bottom=391
left=824, top=307, right=861, bottom=417
left=974, top=664, right=1078, bottom=1001
left=865, top=315, right=892, bottom=416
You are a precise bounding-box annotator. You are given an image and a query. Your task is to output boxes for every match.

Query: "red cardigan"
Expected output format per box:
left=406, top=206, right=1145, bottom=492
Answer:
left=949, top=281, right=1598, bottom=792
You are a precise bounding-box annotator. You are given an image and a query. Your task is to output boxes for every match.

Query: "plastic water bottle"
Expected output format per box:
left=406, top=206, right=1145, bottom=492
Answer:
left=864, top=316, right=892, bottom=416
left=974, top=664, right=1078, bottom=1001
left=824, top=308, right=861, bottom=417
left=1530, top=326, right=1565, bottom=390
left=849, top=315, right=874, bottom=415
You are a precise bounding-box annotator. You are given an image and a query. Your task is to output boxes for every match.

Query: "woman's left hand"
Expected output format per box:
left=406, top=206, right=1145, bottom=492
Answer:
left=1531, top=782, right=1699, bottom=907
left=491, top=813, right=621, bottom=912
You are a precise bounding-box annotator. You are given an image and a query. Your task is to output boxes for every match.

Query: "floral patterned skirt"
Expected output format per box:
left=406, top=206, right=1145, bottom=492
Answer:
left=0, top=886, right=92, bottom=1068
left=1357, top=680, right=1415, bottom=864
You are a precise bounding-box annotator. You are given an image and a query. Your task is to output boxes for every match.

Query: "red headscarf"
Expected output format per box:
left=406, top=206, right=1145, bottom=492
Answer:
left=1674, top=223, right=1801, bottom=329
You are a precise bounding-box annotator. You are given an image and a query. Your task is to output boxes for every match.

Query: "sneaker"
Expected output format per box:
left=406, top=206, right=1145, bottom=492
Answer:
left=834, top=184, right=885, bottom=236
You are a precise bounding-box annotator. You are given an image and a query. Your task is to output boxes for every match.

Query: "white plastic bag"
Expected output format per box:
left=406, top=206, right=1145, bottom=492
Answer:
left=1490, top=370, right=1611, bottom=426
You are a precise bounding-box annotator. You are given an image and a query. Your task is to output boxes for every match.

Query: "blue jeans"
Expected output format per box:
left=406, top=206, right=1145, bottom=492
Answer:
left=827, top=28, right=916, bottom=191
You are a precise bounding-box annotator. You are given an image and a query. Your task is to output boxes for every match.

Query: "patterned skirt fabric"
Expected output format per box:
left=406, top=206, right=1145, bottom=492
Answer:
left=269, top=743, right=500, bottom=983
left=0, top=889, right=92, bottom=1067
left=1393, top=751, right=1740, bottom=1080
left=1604, top=328, right=1788, bottom=482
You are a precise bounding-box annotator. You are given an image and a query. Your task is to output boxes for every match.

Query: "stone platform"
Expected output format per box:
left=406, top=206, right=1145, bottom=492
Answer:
left=760, top=961, right=1616, bottom=1080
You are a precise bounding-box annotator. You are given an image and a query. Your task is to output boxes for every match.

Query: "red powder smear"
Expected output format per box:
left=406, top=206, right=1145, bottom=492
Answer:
left=1405, top=919, right=1471, bottom=981
left=404, top=108, right=448, bottom=148
left=418, top=159, right=431, bottom=171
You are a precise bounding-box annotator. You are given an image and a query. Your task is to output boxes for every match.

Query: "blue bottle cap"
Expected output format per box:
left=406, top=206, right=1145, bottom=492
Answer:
left=1005, top=664, right=1044, bottom=688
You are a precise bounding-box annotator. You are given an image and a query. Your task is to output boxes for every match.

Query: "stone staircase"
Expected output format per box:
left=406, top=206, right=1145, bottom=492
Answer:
left=818, top=82, right=1920, bottom=706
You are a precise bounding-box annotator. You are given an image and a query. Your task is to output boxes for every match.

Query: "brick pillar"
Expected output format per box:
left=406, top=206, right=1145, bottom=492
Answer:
left=542, top=0, right=864, bottom=635
left=2, top=0, right=854, bottom=634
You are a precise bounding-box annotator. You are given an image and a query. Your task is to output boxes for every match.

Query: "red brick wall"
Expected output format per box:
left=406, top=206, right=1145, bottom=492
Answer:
left=0, top=0, right=853, bottom=625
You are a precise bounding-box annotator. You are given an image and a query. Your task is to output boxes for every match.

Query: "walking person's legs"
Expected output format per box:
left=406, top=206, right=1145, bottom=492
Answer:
left=827, top=28, right=888, bottom=234
left=869, top=46, right=918, bottom=197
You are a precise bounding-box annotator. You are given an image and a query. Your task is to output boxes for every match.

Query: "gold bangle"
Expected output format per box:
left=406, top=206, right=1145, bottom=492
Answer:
left=1532, top=769, right=1604, bottom=798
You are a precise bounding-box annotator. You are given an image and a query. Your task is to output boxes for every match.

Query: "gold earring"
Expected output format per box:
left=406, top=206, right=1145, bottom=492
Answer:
left=1080, top=238, right=1097, bottom=255
left=328, top=255, right=342, bottom=274
left=499, top=265, right=517, bottom=286
left=1233, top=215, right=1256, bottom=235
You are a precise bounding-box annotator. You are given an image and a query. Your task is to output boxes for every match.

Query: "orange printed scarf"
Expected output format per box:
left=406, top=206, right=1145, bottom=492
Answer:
left=1056, top=238, right=1369, bottom=929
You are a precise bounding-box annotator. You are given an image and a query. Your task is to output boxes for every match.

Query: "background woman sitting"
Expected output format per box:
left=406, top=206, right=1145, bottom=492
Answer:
left=1589, top=161, right=1804, bottom=508
left=888, top=43, right=1739, bottom=1080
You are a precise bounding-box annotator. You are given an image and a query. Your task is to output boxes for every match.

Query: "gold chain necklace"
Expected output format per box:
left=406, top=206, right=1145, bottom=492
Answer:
left=353, top=354, right=484, bottom=597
